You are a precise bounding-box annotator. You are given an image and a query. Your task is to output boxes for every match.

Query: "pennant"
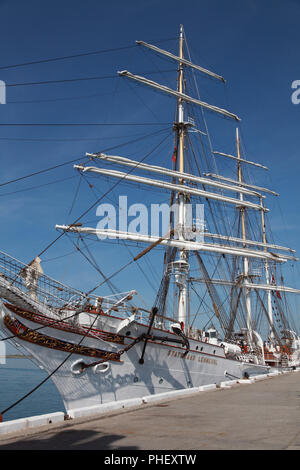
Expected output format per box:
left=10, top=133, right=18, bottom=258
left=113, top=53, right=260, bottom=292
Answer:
left=172, top=146, right=177, bottom=163
left=276, top=291, right=282, bottom=300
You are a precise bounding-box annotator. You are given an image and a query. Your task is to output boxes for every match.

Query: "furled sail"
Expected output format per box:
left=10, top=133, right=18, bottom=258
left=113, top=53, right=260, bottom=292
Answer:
left=118, top=71, right=240, bottom=121
left=20, top=257, right=43, bottom=300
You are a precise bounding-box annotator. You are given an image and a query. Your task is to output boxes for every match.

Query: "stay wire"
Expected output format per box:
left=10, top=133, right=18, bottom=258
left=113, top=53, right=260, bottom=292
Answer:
left=5, top=69, right=176, bottom=89
left=0, top=122, right=171, bottom=128
left=0, top=45, right=136, bottom=71
left=0, top=157, right=88, bottom=189
left=0, top=175, right=77, bottom=199
left=0, top=38, right=176, bottom=71
left=71, top=234, right=118, bottom=295
left=0, top=126, right=170, bottom=189
left=67, top=175, right=82, bottom=218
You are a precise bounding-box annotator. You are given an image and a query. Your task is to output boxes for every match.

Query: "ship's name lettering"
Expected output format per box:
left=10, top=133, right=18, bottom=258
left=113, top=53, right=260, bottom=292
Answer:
left=167, top=349, right=217, bottom=365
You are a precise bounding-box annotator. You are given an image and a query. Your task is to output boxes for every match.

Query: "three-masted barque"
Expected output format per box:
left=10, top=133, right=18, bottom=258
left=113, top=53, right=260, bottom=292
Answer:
left=1, top=25, right=299, bottom=414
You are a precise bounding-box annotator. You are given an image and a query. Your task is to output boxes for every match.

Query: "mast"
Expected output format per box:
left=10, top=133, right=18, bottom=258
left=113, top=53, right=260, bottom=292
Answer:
left=260, top=196, right=274, bottom=338
left=178, top=25, right=184, bottom=174
left=236, top=128, right=253, bottom=346
left=175, top=25, right=189, bottom=328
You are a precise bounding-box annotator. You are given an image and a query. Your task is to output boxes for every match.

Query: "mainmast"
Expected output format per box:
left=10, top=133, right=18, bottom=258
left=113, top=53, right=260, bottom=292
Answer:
left=175, top=25, right=189, bottom=328
left=260, top=196, right=274, bottom=338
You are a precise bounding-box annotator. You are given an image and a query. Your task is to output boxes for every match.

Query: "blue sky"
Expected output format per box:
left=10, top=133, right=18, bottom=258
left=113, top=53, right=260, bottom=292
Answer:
left=0, top=0, right=300, bottom=340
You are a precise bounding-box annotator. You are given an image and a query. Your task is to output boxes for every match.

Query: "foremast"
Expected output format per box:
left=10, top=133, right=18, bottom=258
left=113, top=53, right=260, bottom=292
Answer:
left=174, top=25, right=189, bottom=328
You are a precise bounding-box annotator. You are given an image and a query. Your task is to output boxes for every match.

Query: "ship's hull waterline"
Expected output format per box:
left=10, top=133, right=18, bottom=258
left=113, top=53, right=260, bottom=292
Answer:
left=0, top=301, right=269, bottom=412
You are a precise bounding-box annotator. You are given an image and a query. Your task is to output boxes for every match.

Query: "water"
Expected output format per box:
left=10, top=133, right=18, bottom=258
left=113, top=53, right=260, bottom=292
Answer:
left=0, top=359, right=65, bottom=422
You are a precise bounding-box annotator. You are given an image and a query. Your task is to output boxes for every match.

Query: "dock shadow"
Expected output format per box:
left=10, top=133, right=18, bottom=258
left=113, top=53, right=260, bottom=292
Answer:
left=0, top=428, right=139, bottom=450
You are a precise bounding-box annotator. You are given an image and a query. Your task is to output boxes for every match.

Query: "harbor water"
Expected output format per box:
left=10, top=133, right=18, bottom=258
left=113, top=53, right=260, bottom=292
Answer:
left=0, top=358, right=65, bottom=422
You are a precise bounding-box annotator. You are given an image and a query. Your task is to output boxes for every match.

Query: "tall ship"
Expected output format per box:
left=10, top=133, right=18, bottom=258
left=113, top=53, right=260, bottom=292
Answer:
left=0, top=26, right=299, bottom=416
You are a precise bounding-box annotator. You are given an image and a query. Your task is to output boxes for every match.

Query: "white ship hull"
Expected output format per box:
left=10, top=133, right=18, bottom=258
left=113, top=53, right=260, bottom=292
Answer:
left=0, top=300, right=269, bottom=412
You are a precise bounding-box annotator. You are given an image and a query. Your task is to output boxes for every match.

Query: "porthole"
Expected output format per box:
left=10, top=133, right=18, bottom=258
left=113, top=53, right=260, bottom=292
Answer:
left=159, top=378, right=163, bottom=384
left=126, top=331, right=131, bottom=336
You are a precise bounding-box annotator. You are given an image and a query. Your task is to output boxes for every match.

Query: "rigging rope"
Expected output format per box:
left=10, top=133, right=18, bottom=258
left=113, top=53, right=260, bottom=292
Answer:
left=71, top=234, right=118, bottom=295
left=5, top=69, right=176, bottom=89
left=0, top=38, right=177, bottom=71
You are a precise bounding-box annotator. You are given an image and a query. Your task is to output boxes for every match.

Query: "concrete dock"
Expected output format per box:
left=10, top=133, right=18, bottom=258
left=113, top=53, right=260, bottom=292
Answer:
left=0, top=370, right=299, bottom=450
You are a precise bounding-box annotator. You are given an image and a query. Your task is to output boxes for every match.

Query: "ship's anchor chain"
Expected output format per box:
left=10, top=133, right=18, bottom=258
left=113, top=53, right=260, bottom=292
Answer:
left=80, top=307, right=190, bottom=372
